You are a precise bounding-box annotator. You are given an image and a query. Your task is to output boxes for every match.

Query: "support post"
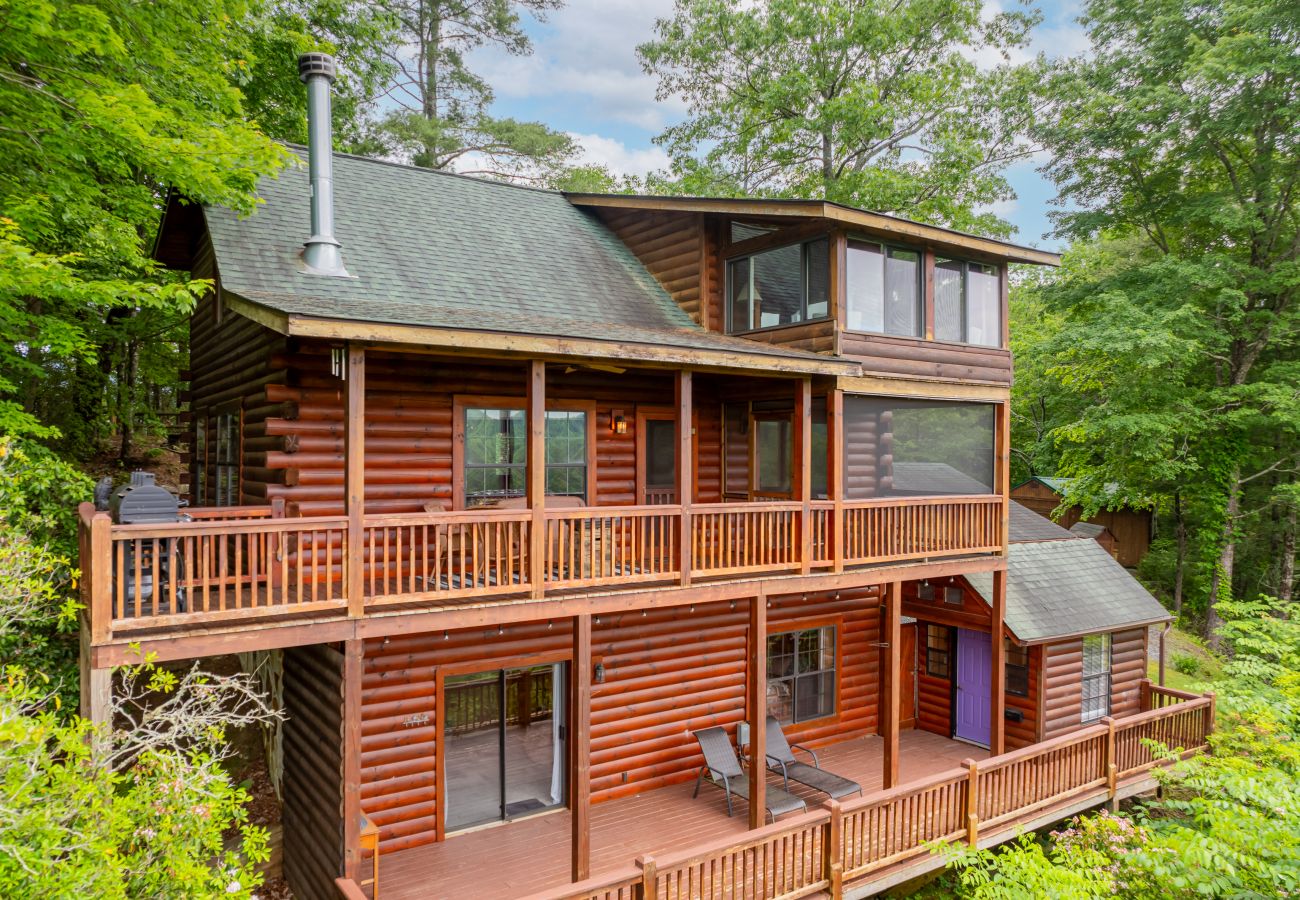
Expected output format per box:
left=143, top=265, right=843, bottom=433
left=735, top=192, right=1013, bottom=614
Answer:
left=795, top=378, right=812, bottom=574
left=882, top=581, right=901, bottom=788
left=344, top=345, right=365, bottom=617
left=829, top=390, right=845, bottom=573
left=990, top=568, right=1007, bottom=756
left=80, top=614, right=111, bottom=738
left=964, top=758, right=980, bottom=847
left=995, top=399, right=1011, bottom=554
left=528, top=361, right=546, bottom=598
left=1139, top=678, right=1153, bottom=712
left=1203, top=690, right=1217, bottom=744
left=823, top=799, right=844, bottom=899
left=343, top=639, right=363, bottom=879
left=748, top=591, right=767, bottom=829
left=1102, top=716, right=1118, bottom=812
left=571, top=614, right=592, bottom=882
left=90, top=511, right=111, bottom=643
left=676, top=370, right=693, bottom=586
left=636, top=855, right=657, bottom=900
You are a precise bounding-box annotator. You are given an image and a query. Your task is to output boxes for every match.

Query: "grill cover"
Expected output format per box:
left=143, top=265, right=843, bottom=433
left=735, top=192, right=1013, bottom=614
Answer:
left=110, top=471, right=180, bottom=524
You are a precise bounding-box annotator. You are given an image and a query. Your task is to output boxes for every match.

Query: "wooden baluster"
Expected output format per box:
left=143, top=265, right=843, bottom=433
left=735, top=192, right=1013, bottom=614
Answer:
left=964, top=759, right=980, bottom=847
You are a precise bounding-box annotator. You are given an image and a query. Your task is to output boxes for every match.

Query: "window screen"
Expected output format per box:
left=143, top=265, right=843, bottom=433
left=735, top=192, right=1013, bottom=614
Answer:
left=193, top=414, right=208, bottom=506
left=645, top=419, right=676, bottom=488
left=755, top=417, right=793, bottom=494
left=723, top=402, right=750, bottom=498
left=935, top=259, right=1002, bottom=347
left=767, top=626, right=836, bottom=724
left=1005, top=639, right=1030, bottom=697
left=842, top=397, right=995, bottom=499
left=846, top=241, right=922, bottom=336
left=1081, top=633, right=1112, bottom=723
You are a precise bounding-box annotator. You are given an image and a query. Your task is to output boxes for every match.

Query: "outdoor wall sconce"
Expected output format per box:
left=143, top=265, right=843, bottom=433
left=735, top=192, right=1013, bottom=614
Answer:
left=593, top=662, right=606, bottom=684
left=611, top=411, right=628, bottom=434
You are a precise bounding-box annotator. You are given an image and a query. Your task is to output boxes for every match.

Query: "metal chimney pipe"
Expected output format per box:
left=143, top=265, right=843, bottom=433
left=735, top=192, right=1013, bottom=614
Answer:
left=298, top=52, right=349, bottom=277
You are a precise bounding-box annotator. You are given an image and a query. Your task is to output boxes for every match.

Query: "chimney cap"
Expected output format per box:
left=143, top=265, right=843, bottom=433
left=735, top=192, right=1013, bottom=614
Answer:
left=298, top=52, right=337, bottom=84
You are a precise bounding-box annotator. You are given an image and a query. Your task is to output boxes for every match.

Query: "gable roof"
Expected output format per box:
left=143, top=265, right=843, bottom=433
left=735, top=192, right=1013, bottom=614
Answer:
left=1069, top=521, right=1110, bottom=539
left=967, top=503, right=1170, bottom=643
left=189, top=147, right=858, bottom=376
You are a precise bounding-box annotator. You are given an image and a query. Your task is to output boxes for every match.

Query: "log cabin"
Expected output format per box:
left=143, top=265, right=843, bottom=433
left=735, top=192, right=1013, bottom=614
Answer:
left=1010, top=475, right=1154, bottom=567
left=76, top=55, right=1212, bottom=900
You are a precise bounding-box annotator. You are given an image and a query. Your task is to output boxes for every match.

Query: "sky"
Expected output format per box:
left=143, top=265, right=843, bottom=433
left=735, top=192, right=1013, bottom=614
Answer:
left=468, top=1, right=1092, bottom=250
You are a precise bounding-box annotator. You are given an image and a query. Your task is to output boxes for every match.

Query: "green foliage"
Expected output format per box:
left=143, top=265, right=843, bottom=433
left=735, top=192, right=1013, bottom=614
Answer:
left=1170, top=653, right=1200, bottom=677
left=0, top=669, right=268, bottom=899
left=638, top=0, right=1042, bottom=235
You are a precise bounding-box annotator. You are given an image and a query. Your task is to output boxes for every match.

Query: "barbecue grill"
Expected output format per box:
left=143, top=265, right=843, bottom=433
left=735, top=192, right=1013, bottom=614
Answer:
left=102, top=471, right=188, bottom=615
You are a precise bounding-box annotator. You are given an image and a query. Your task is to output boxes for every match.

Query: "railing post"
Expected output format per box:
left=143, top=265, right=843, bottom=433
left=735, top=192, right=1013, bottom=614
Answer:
left=527, top=360, right=546, bottom=599
left=1102, top=716, right=1118, bottom=811
left=1139, top=678, right=1153, bottom=712
left=1203, top=691, right=1216, bottom=747
left=269, top=498, right=286, bottom=592
left=823, top=799, right=843, bottom=899
left=344, top=344, right=366, bottom=618
left=90, top=511, right=112, bottom=644
left=963, top=758, right=980, bottom=847
left=796, top=378, right=812, bottom=575
left=675, top=370, right=692, bottom=587
left=829, top=389, right=844, bottom=573
left=635, top=854, right=657, bottom=900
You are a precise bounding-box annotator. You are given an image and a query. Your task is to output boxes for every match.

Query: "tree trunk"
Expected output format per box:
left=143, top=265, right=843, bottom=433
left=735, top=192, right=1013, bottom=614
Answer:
left=1173, top=491, right=1186, bottom=616
left=1205, top=467, right=1241, bottom=651
left=1281, top=503, right=1296, bottom=608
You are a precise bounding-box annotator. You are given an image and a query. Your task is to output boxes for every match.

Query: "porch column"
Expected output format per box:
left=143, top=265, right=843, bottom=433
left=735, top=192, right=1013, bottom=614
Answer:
left=881, top=581, right=902, bottom=788
left=995, top=400, right=1011, bottom=554
left=829, top=390, right=845, bottom=573
left=747, top=591, right=767, bottom=829
left=676, top=370, right=693, bottom=586
left=342, top=638, right=364, bottom=880
left=795, top=378, right=812, bottom=574
left=345, top=344, right=365, bottom=617
left=990, top=569, right=1007, bottom=755
left=528, top=361, right=546, bottom=598
left=571, top=614, right=592, bottom=881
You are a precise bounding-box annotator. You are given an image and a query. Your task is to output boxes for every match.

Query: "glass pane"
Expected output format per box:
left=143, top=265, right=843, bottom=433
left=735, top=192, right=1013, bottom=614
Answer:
left=443, top=671, right=504, bottom=830
left=805, top=238, right=829, bottom=319
left=820, top=626, right=836, bottom=670
left=934, top=259, right=964, bottom=342
left=503, top=665, right=565, bottom=818
left=967, top=263, right=1001, bottom=347
left=723, top=402, right=750, bottom=497
left=842, top=396, right=995, bottom=498
left=797, top=629, right=819, bottom=674
left=755, top=418, right=792, bottom=493
left=545, top=411, right=586, bottom=464
left=846, top=241, right=884, bottom=332
left=751, top=243, right=803, bottom=328
left=728, top=258, right=752, bottom=332
left=794, top=672, right=835, bottom=723
left=811, top=422, right=828, bottom=499
left=884, top=249, right=921, bottom=336
left=645, top=419, right=676, bottom=487
left=767, top=677, right=795, bottom=726
left=767, top=631, right=796, bottom=677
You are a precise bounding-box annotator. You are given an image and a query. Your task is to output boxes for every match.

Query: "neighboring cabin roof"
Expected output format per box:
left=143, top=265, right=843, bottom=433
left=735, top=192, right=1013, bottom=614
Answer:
left=889, top=461, right=992, bottom=496
left=1069, top=521, right=1110, bottom=540
left=192, top=147, right=857, bottom=376
left=967, top=504, right=1170, bottom=644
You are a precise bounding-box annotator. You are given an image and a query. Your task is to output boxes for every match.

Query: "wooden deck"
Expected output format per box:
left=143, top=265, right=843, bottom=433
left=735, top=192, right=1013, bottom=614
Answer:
left=378, top=730, right=982, bottom=900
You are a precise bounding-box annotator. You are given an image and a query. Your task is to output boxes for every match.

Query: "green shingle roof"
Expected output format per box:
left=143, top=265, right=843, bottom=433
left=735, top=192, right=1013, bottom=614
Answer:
left=201, top=148, right=854, bottom=370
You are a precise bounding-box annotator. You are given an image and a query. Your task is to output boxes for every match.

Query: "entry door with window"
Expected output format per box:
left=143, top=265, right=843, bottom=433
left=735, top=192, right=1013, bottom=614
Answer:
left=637, top=411, right=677, bottom=505
left=442, top=664, right=567, bottom=832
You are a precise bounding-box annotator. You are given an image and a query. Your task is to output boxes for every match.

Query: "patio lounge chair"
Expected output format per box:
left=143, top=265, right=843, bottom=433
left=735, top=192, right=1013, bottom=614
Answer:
left=691, top=726, right=807, bottom=822
left=764, top=716, right=863, bottom=800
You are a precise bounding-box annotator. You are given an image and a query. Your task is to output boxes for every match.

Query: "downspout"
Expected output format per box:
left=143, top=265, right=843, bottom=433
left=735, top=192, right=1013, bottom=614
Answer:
left=1158, top=621, right=1172, bottom=687
left=298, top=53, right=350, bottom=277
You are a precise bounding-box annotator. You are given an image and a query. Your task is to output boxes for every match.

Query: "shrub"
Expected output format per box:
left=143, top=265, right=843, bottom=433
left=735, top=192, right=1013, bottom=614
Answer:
left=1170, top=653, right=1200, bottom=676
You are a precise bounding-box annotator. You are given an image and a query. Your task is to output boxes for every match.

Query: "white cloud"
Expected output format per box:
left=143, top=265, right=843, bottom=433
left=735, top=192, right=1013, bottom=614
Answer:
left=568, top=132, right=671, bottom=178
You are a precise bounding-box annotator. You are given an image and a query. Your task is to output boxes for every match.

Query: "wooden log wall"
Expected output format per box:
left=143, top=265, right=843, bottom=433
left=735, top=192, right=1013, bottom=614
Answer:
left=592, top=208, right=708, bottom=326
left=1004, top=645, right=1040, bottom=750
left=1110, top=628, right=1147, bottom=719
left=357, top=587, right=881, bottom=854
left=843, top=404, right=884, bottom=499
left=839, top=333, right=1012, bottom=385
left=740, top=319, right=836, bottom=355
left=1041, top=627, right=1148, bottom=739
left=282, top=643, right=345, bottom=900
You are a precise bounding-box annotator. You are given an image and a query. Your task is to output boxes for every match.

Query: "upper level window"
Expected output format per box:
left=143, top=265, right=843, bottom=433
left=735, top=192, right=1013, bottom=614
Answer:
left=463, top=407, right=589, bottom=504
left=727, top=238, right=829, bottom=332
left=935, top=259, right=1001, bottom=347
left=845, top=240, right=921, bottom=337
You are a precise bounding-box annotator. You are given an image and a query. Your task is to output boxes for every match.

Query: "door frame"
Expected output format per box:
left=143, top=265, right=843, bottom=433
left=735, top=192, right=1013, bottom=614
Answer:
left=635, top=406, right=677, bottom=505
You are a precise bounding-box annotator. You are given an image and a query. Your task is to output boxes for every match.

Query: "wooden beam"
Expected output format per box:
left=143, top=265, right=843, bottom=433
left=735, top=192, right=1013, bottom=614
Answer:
left=748, top=591, right=767, bottom=829
left=796, top=378, right=812, bottom=575
left=882, top=581, right=902, bottom=788
left=342, top=638, right=363, bottom=879
left=676, top=370, right=693, bottom=587
left=571, top=614, right=592, bottom=881
left=923, top=251, right=936, bottom=341
left=345, top=345, right=365, bottom=618
left=528, top=361, right=546, bottom=599
left=829, top=390, right=845, bottom=573
left=990, top=569, right=1007, bottom=756
left=836, top=374, right=1010, bottom=403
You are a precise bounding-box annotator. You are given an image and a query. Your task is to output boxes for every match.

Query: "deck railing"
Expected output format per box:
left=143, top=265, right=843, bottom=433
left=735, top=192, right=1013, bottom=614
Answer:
left=79, top=493, right=1003, bottom=642
left=519, top=686, right=1213, bottom=900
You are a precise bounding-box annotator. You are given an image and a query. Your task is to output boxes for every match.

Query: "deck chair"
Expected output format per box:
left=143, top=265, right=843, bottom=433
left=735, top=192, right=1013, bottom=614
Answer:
left=691, top=727, right=807, bottom=822
left=764, top=717, right=862, bottom=800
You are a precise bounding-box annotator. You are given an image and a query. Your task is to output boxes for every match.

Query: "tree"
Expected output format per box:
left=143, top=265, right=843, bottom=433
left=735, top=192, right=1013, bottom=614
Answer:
left=365, top=0, right=576, bottom=180
left=638, top=0, right=1043, bottom=236
left=1029, top=0, right=1300, bottom=645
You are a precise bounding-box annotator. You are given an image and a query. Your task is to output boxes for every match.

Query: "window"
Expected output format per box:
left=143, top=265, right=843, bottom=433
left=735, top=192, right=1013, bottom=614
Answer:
left=845, top=241, right=922, bottom=337
left=1081, top=633, right=1112, bottom=723
left=463, top=407, right=588, bottom=503
left=935, top=259, right=1002, bottom=347
left=842, top=396, right=996, bottom=499
left=1005, top=639, right=1029, bottom=697
left=727, top=238, right=829, bottom=332
left=754, top=415, right=792, bottom=494
left=767, top=626, right=836, bottom=725
left=926, top=625, right=952, bottom=678
left=192, top=414, right=208, bottom=506
left=811, top=398, right=828, bottom=499
left=214, top=409, right=240, bottom=506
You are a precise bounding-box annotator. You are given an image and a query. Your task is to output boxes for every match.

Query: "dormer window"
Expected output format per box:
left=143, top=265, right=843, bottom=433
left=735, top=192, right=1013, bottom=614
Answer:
left=935, top=259, right=1001, bottom=347
left=727, top=237, right=829, bottom=333
left=845, top=240, right=922, bottom=337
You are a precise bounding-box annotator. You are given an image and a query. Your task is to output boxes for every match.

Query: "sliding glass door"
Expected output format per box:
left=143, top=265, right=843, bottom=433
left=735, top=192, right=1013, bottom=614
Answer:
left=443, top=664, right=566, bottom=832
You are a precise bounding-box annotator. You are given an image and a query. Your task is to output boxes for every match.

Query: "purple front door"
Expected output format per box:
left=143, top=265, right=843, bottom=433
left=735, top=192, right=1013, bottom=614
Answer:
left=954, top=628, right=992, bottom=746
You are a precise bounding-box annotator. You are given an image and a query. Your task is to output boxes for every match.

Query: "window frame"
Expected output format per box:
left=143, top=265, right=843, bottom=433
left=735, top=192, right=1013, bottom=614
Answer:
left=925, top=624, right=953, bottom=679
left=1080, top=633, right=1113, bottom=724
left=765, top=619, right=840, bottom=726
left=1005, top=639, right=1030, bottom=697
left=213, top=404, right=241, bottom=507
left=843, top=237, right=925, bottom=339
left=452, top=395, right=598, bottom=509
left=725, top=236, right=832, bottom=334
left=932, top=257, right=1004, bottom=348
